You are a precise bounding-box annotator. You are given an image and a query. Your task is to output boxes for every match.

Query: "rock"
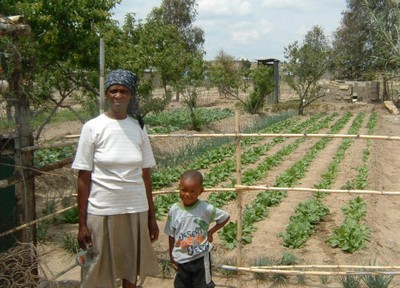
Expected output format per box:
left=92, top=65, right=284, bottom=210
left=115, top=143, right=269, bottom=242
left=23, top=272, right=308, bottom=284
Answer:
left=384, top=101, right=400, bottom=115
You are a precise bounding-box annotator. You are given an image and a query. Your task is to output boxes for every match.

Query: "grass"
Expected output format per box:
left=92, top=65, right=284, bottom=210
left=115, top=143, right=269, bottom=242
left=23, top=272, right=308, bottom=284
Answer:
left=60, top=232, right=79, bottom=255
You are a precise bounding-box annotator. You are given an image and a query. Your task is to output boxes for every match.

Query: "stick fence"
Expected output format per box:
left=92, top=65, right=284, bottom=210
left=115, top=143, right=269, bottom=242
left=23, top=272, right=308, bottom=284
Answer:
left=2, top=111, right=400, bottom=287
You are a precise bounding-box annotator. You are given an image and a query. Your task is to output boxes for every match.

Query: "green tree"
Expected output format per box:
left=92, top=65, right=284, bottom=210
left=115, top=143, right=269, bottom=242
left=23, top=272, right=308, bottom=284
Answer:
left=180, top=53, right=206, bottom=131
left=332, top=6, right=374, bottom=80
left=0, top=0, right=120, bottom=136
left=159, top=0, right=204, bottom=54
left=241, top=65, right=274, bottom=114
left=332, top=0, right=400, bottom=99
left=355, top=0, right=400, bottom=100
left=208, top=50, right=241, bottom=98
left=240, top=58, right=252, bottom=93
left=284, top=26, right=331, bottom=115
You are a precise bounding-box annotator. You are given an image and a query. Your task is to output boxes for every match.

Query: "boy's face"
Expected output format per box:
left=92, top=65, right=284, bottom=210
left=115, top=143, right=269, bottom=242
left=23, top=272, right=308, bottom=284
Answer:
left=179, top=177, right=203, bottom=207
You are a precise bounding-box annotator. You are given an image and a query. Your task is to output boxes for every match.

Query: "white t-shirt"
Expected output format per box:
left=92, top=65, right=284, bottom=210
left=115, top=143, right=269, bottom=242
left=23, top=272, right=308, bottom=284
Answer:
left=72, top=114, right=156, bottom=215
left=164, top=200, right=230, bottom=264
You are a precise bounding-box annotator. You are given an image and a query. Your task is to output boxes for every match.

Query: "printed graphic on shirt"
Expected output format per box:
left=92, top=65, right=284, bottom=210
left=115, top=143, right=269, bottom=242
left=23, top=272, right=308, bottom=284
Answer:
left=176, top=221, right=209, bottom=256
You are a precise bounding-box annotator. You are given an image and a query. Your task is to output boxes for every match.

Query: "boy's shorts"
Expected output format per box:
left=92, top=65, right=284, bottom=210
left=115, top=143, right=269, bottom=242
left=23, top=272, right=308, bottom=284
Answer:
left=174, top=252, right=215, bottom=288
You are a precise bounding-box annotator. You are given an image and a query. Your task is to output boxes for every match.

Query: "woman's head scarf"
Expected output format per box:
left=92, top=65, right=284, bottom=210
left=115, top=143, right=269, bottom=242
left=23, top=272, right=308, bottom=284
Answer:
left=104, top=69, right=144, bottom=129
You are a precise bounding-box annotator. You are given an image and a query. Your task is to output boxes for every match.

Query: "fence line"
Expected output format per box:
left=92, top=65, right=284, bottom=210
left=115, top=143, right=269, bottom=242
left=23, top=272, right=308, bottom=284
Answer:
left=2, top=183, right=400, bottom=239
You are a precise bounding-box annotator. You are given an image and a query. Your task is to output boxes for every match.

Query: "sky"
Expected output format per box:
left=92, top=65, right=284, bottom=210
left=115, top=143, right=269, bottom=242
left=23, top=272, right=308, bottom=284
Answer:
left=112, top=0, right=348, bottom=62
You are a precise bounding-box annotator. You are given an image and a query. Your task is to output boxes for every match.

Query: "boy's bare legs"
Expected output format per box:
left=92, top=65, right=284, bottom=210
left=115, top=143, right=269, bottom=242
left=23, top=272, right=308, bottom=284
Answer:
left=122, top=278, right=136, bottom=288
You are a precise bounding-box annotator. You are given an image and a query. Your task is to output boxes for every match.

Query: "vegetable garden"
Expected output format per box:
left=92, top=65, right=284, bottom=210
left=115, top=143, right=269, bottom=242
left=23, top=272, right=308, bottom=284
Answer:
left=2, top=103, right=400, bottom=288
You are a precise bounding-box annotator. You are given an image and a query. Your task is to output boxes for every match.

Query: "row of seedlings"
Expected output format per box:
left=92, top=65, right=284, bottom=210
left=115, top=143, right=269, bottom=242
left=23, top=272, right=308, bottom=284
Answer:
left=219, top=112, right=353, bottom=249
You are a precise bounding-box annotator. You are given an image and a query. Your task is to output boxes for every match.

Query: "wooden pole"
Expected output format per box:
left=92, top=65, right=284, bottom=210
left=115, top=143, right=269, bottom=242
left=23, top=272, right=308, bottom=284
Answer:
left=235, top=110, right=243, bottom=288
left=221, top=265, right=400, bottom=276
left=145, top=133, right=400, bottom=141
left=235, top=185, right=400, bottom=196
left=7, top=23, right=36, bottom=245
left=99, top=38, right=105, bottom=114
left=65, top=132, right=400, bottom=141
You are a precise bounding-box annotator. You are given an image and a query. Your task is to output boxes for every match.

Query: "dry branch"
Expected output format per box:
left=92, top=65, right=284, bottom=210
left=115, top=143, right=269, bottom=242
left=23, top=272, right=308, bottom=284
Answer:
left=0, top=205, right=77, bottom=238
left=0, top=157, right=73, bottom=189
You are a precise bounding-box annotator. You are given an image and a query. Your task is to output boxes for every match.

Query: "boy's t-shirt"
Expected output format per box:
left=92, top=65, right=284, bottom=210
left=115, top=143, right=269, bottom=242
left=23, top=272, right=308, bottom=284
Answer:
left=164, top=200, right=229, bottom=264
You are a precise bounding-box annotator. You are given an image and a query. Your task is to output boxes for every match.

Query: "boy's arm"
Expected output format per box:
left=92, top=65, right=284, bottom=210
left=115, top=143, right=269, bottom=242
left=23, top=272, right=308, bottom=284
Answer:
left=168, top=236, right=178, bottom=270
left=208, top=215, right=230, bottom=243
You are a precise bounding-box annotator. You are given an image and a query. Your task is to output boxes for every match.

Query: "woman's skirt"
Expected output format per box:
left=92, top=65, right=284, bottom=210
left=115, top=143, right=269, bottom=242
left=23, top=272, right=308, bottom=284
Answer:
left=80, top=212, right=159, bottom=287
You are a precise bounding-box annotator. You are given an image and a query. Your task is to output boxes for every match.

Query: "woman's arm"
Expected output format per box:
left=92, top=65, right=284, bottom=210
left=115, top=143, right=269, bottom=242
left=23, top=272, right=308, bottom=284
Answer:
left=77, top=170, right=92, bottom=249
left=142, top=168, right=159, bottom=242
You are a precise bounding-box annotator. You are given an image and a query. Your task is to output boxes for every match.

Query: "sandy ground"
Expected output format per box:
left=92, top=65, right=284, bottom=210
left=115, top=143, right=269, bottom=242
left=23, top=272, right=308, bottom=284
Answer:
left=24, top=93, right=400, bottom=287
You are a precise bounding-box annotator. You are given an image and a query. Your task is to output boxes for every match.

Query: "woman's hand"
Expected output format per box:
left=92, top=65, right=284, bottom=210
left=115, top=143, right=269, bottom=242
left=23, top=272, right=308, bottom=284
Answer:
left=148, top=217, right=159, bottom=242
left=78, top=224, right=92, bottom=249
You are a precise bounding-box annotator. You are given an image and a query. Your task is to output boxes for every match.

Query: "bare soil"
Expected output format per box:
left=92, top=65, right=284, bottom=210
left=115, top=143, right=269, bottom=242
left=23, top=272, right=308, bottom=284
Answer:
left=34, top=91, right=400, bottom=288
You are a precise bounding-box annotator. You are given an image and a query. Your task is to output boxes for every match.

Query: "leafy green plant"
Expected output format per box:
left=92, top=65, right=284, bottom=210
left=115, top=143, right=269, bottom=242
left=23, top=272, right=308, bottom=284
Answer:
left=56, top=207, right=79, bottom=224
left=280, top=198, right=329, bottom=248
left=158, top=259, right=174, bottom=278
left=320, top=275, right=330, bottom=285
left=362, top=273, right=394, bottom=288
left=296, top=274, right=306, bottom=286
left=252, top=257, right=274, bottom=282
left=34, top=146, right=76, bottom=167
left=145, top=107, right=234, bottom=133
left=339, top=275, right=362, bottom=288
left=36, top=221, right=51, bottom=241
left=361, top=259, right=394, bottom=288
left=60, top=232, right=79, bottom=255
left=327, top=218, right=370, bottom=253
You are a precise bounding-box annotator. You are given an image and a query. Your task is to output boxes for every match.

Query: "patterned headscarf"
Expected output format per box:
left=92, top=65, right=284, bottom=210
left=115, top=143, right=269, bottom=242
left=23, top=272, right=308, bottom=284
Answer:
left=104, top=69, right=144, bottom=129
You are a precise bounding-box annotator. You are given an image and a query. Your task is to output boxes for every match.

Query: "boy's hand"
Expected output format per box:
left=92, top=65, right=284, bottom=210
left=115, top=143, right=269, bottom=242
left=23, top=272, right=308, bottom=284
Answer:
left=170, top=259, right=178, bottom=271
left=208, top=231, right=214, bottom=243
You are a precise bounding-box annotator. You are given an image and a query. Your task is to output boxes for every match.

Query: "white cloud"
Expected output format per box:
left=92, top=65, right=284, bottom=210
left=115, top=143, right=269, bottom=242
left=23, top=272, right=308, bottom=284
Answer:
left=230, top=19, right=273, bottom=44
left=232, top=29, right=260, bottom=43
left=198, top=0, right=251, bottom=16
left=260, top=19, right=273, bottom=34
left=260, top=0, right=310, bottom=10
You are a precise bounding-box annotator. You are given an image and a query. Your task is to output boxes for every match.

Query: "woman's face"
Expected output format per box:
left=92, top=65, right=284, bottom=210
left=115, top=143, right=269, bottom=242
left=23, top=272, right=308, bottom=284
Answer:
left=106, top=84, right=132, bottom=115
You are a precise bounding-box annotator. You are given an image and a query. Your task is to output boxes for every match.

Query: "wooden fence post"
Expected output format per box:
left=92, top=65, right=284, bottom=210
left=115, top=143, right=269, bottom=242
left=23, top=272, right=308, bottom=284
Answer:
left=235, top=110, right=243, bottom=287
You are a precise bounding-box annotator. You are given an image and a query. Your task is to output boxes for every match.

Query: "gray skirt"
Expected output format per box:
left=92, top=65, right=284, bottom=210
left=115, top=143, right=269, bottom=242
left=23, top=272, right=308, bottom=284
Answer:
left=81, top=212, right=159, bottom=288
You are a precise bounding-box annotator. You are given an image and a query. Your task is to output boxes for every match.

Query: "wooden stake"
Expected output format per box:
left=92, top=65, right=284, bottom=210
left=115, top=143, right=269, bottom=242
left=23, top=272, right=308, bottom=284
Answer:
left=235, top=110, right=243, bottom=288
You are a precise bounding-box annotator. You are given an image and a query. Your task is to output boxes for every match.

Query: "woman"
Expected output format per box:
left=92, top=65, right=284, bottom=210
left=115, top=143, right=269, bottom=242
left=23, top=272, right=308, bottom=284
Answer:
left=72, top=69, right=159, bottom=288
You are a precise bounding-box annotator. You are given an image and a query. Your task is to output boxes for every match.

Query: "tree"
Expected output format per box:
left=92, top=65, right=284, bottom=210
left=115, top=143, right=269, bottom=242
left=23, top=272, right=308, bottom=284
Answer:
left=332, top=7, right=374, bottom=80
left=356, top=0, right=400, bottom=100
left=332, top=0, right=400, bottom=99
left=158, top=0, right=204, bottom=54
left=0, top=0, right=121, bottom=137
left=284, top=25, right=331, bottom=115
left=149, top=0, right=205, bottom=101
left=179, top=53, right=206, bottom=131
left=242, top=65, right=274, bottom=114
left=208, top=50, right=241, bottom=98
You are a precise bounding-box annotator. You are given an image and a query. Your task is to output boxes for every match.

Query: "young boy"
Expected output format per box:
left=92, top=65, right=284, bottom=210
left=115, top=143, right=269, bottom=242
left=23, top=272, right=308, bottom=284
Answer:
left=164, top=170, right=230, bottom=288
